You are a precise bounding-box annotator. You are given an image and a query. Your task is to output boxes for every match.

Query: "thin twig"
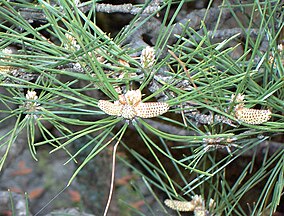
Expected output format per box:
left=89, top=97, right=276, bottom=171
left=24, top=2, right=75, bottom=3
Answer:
left=34, top=185, right=69, bottom=216
left=103, top=139, right=120, bottom=216
left=168, top=50, right=198, bottom=90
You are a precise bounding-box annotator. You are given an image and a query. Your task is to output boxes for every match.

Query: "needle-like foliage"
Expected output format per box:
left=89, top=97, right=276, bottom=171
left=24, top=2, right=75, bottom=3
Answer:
left=0, top=0, right=283, bottom=215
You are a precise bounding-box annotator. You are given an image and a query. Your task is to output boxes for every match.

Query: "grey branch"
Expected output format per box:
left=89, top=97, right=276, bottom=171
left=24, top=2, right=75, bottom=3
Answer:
left=80, top=3, right=160, bottom=15
left=18, top=2, right=161, bottom=23
left=184, top=110, right=237, bottom=127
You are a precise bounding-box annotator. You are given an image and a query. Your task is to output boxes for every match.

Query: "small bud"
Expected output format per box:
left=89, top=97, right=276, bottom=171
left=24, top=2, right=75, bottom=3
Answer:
left=230, top=94, right=245, bottom=110
left=23, top=90, right=41, bottom=117
left=26, top=90, right=38, bottom=101
left=0, top=47, right=15, bottom=73
left=64, top=33, right=80, bottom=50
left=1, top=47, right=14, bottom=55
left=231, top=93, right=245, bottom=103
left=123, top=89, right=142, bottom=105
left=277, top=44, right=283, bottom=53
left=140, top=46, right=155, bottom=68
